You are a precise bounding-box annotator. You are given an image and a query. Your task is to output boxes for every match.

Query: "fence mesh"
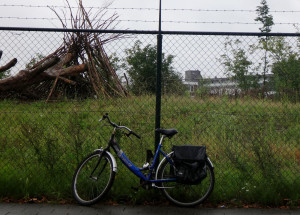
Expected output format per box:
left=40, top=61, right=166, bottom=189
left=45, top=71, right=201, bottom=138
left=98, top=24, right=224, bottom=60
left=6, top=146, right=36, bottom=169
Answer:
left=0, top=29, right=299, bottom=205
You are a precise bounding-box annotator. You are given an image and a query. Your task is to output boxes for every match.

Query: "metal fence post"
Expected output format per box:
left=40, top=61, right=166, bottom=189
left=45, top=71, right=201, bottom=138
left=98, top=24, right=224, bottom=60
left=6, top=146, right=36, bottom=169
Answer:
left=155, top=34, right=162, bottom=152
left=155, top=0, right=163, bottom=161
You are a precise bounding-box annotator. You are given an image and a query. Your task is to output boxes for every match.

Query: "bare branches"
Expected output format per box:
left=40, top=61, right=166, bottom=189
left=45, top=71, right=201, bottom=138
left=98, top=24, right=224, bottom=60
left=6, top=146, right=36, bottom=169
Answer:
left=0, top=0, right=127, bottom=100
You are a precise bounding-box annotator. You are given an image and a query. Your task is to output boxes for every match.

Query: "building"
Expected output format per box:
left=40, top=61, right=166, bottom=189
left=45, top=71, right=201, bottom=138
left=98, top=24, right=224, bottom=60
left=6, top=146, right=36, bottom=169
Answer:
left=183, top=70, right=274, bottom=95
left=183, top=70, right=202, bottom=94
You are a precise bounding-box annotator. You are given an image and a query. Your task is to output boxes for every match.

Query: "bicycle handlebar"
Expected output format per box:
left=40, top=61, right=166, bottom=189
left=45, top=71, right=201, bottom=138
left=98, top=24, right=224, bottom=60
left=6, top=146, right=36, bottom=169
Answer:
left=127, top=130, right=141, bottom=139
left=99, top=113, right=141, bottom=139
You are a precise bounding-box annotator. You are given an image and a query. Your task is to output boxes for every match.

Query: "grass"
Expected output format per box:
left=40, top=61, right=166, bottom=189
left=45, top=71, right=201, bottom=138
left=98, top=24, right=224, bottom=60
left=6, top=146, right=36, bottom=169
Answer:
left=0, top=95, right=299, bottom=206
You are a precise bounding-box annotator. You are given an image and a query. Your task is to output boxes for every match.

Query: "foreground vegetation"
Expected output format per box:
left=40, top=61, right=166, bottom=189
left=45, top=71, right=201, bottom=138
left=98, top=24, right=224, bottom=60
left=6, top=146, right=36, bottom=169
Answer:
left=0, top=95, right=299, bottom=206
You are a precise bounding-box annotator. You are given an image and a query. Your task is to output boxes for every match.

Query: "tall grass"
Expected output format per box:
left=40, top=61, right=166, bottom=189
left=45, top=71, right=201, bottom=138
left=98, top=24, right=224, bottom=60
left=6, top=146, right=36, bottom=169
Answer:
left=0, top=96, right=299, bottom=205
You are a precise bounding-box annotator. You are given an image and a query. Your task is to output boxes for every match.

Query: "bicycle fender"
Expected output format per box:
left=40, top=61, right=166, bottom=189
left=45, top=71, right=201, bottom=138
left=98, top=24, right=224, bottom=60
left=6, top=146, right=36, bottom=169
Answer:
left=206, top=157, right=214, bottom=169
left=155, top=151, right=174, bottom=180
left=94, top=149, right=117, bottom=173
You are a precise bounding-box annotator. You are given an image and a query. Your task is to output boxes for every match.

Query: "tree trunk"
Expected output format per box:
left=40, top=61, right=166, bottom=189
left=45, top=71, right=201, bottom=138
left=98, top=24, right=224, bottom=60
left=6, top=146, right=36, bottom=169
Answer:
left=0, top=57, right=59, bottom=91
left=0, top=58, right=17, bottom=73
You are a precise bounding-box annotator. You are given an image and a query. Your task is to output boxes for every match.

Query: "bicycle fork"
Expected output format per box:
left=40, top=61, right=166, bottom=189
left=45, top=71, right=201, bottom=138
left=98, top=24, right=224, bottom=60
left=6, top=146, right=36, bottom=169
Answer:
left=89, top=153, right=107, bottom=181
left=89, top=149, right=117, bottom=181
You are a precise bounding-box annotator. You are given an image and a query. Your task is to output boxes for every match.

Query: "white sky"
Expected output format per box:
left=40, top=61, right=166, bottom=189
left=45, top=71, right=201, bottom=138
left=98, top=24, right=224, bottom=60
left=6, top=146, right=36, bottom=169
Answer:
left=1, top=0, right=300, bottom=79
left=0, top=0, right=300, bottom=32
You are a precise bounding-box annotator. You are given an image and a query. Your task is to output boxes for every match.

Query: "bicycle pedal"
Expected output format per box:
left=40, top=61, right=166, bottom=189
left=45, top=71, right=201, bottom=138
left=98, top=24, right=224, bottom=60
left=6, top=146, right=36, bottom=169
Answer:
left=143, top=162, right=150, bottom=169
left=90, top=176, right=98, bottom=181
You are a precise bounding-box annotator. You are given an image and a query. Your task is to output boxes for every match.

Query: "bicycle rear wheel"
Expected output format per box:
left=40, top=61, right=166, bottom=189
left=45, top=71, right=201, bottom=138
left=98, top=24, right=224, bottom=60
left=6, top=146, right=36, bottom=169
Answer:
left=72, top=151, right=115, bottom=205
left=156, top=154, right=215, bottom=207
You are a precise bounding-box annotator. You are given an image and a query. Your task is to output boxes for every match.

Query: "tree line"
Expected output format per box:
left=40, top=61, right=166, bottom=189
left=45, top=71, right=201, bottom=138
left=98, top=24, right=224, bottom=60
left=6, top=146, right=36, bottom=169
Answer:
left=111, top=40, right=186, bottom=96
left=1, top=0, right=299, bottom=100
left=219, top=0, right=300, bottom=100
left=118, top=0, right=299, bottom=100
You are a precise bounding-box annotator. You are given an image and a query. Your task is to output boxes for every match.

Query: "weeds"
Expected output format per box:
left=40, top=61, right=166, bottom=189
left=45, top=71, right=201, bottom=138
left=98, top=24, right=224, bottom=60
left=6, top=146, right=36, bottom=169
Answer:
left=0, top=96, right=299, bottom=205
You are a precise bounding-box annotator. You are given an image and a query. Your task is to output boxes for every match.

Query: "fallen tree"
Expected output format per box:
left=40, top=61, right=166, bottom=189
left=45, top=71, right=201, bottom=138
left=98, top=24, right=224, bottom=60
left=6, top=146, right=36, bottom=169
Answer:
left=0, top=0, right=127, bottom=101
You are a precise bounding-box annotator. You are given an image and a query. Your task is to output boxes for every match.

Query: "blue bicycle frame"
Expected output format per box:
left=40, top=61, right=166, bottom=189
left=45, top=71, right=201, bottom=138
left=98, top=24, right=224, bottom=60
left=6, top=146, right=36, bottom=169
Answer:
left=108, top=129, right=176, bottom=183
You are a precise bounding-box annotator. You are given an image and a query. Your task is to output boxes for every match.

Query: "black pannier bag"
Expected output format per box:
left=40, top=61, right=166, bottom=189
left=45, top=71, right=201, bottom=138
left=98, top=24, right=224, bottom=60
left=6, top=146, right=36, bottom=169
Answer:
left=172, top=145, right=207, bottom=185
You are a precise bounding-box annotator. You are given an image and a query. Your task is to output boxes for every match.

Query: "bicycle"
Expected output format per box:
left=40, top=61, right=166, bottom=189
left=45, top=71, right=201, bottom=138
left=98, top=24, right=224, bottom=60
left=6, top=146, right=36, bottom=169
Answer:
left=72, top=113, right=215, bottom=207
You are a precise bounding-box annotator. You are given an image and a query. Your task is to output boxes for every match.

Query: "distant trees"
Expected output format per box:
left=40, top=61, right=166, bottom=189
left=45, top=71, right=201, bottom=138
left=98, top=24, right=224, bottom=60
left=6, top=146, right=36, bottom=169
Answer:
left=123, top=41, right=185, bottom=95
left=256, top=0, right=300, bottom=99
left=255, top=0, right=274, bottom=34
left=272, top=54, right=300, bottom=93
left=220, top=39, right=259, bottom=91
left=220, top=0, right=275, bottom=93
left=220, top=0, right=300, bottom=100
left=254, top=0, right=274, bottom=88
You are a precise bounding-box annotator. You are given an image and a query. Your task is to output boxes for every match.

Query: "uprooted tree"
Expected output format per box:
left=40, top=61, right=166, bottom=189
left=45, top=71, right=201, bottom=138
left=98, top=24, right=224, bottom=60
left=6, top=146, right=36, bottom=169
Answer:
left=0, top=0, right=127, bottom=101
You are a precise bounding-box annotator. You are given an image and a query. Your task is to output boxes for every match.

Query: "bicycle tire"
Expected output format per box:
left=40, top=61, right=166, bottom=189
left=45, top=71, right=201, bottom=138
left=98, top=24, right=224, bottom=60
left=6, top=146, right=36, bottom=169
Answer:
left=72, top=151, right=115, bottom=205
left=156, top=153, right=215, bottom=207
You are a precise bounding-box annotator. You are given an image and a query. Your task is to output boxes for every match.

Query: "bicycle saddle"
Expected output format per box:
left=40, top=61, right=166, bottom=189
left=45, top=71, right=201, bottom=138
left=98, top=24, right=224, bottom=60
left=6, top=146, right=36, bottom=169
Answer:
left=156, top=128, right=178, bottom=138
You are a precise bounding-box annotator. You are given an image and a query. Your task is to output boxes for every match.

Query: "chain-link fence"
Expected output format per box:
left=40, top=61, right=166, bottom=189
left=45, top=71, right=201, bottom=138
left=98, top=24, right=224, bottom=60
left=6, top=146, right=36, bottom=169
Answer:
left=0, top=28, right=299, bottom=205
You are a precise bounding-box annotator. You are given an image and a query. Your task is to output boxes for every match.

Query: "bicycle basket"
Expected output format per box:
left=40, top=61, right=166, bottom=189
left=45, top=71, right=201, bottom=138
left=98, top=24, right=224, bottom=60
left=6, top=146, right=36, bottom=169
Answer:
left=172, top=145, right=207, bottom=184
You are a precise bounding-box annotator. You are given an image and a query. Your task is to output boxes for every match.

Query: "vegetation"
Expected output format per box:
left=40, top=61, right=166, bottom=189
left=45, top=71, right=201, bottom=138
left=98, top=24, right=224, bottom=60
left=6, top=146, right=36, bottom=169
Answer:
left=253, top=0, right=273, bottom=91
left=268, top=37, right=300, bottom=101
left=0, top=96, right=299, bottom=206
left=0, top=0, right=299, bottom=207
left=255, top=0, right=274, bottom=34
left=0, top=70, right=9, bottom=80
left=218, top=0, right=300, bottom=101
left=123, top=41, right=185, bottom=95
left=272, top=54, right=300, bottom=91
left=220, top=39, right=260, bottom=91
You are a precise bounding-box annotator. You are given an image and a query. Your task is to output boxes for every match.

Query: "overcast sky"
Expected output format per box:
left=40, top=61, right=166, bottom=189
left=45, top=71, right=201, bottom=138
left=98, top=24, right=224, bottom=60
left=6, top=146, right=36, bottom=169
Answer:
left=0, top=0, right=300, bottom=33
left=1, top=0, right=300, bottom=79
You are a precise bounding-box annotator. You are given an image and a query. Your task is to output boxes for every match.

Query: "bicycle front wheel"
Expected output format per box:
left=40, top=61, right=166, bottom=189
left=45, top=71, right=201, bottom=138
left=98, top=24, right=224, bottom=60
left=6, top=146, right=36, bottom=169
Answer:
left=72, top=151, right=115, bottom=205
left=156, top=154, right=215, bottom=207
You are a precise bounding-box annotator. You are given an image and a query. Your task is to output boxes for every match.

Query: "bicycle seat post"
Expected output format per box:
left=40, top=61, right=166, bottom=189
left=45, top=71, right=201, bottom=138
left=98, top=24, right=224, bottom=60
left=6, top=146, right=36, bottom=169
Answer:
left=159, top=135, right=165, bottom=145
